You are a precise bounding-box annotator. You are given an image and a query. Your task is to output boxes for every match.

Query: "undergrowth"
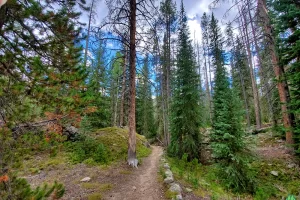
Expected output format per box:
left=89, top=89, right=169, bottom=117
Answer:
left=167, top=137, right=300, bottom=199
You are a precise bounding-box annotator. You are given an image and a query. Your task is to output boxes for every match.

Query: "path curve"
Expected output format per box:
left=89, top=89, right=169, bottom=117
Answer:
left=103, top=146, right=166, bottom=200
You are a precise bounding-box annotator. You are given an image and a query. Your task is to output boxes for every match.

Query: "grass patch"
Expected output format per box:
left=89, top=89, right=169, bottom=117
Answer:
left=165, top=190, right=178, bottom=199
left=167, top=156, right=238, bottom=199
left=251, top=159, right=300, bottom=199
left=87, top=192, right=102, bottom=200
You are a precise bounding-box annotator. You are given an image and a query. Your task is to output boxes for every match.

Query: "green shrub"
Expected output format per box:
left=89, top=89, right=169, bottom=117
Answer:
left=65, top=134, right=108, bottom=164
left=0, top=174, right=64, bottom=200
left=254, top=185, right=277, bottom=200
left=216, top=154, right=256, bottom=193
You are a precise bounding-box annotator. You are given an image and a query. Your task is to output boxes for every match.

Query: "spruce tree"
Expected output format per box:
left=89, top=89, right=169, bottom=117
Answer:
left=169, top=1, right=202, bottom=160
left=136, top=55, right=156, bottom=138
left=209, top=13, right=254, bottom=192
left=82, top=32, right=111, bottom=129
left=272, top=0, right=300, bottom=153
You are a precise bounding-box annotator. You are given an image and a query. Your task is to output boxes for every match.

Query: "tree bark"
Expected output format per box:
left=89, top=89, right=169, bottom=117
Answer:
left=119, top=46, right=127, bottom=127
left=257, top=0, right=294, bottom=144
left=128, top=0, right=137, bottom=167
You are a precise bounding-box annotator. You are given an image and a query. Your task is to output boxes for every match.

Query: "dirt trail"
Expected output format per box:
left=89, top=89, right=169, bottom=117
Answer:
left=103, top=146, right=165, bottom=200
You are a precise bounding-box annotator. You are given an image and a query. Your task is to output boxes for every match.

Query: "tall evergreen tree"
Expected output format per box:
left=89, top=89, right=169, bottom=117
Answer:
left=272, top=0, right=300, bottom=152
left=82, top=32, right=111, bottom=129
left=209, top=13, right=254, bottom=192
left=159, top=0, right=177, bottom=146
left=169, top=1, right=202, bottom=160
left=231, top=36, right=252, bottom=127
left=136, top=55, right=156, bottom=138
left=201, top=12, right=213, bottom=124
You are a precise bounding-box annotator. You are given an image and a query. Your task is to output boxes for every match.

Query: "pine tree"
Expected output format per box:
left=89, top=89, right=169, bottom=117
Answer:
left=231, top=36, right=252, bottom=127
left=82, top=31, right=111, bottom=130
left=136, top=55, right=156, bottom=138
left=108, top=52, right=123, bottom=126
left=0, top=0, right=88, bottom=124
left=159, top=0, right=177, bottom=146
left=201, top=12, right=213, bottom=124
left=169, top=1, right=202, bottom=160
left=209, top=13, right=254, bottom=192
left=272, top=0, right=300, bottom=152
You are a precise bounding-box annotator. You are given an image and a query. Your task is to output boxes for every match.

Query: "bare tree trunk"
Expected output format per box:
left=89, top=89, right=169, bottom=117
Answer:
left=240, top=7, right=262, bottom=129
left=113, top=77, right=119, bottom=126
left=84, top=0, right=95, bottom=67
left=257, top=0, right=294, bottom=144
left=128, top=0, right=137, bottom=167
left=119, top=46, right=127, bottom=127
left=202, top=41, right=212, bottom=123
left=246, top=0, right=275, bottom=125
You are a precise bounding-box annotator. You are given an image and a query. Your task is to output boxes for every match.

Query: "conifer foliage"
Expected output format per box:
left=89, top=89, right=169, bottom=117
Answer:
left=209, top=14, right=254, bottom=192
left=169, top=1, right=202, bottom=160
left=136, top=55, right=156, bottom=138
left=272, top=0, right=300, bottom=153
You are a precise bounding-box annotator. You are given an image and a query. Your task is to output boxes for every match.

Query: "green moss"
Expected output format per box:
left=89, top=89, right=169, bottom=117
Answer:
left=165, top=190, right=178, bottom=199
left=29, top=168, right=40, bottom=174
left=87, top=193, right=102, bottom=200
left=95, top=127, right=151, bottom=163
left=83, top=158, right=97, bottom=166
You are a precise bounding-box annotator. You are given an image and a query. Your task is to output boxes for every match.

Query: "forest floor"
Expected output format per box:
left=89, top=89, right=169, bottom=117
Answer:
left=19, top=128, right=300, bottom=199
left=22, top=145, right=165, bottom=200
left=102, top=146, right=165, bottom=200
left=166, top=130, right=300, bottom=199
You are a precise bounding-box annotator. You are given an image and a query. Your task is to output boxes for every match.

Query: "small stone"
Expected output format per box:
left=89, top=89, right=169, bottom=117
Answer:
left=164, top=176, right=174, bottom=184
left=80, top=177, right=91, bottom=182
left=164, top=163, right=170, bottom=169
left=169, top=183, right=182, bottom=193
left=175, top=194, right=183, bottom=200
left=288, top=163, right=296, bottom=169
left=165, top=169, right=173, bottom=177
left=161, top=158, right=166, bottom=162
left=132, top=186, right=137, bottom=190
left=270, top=171, right=279, bottom=176
left=185, top=188, right=193, bottom=192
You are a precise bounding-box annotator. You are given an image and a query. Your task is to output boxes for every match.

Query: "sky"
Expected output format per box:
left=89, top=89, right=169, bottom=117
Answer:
left=80, top=0, right=238, bottom=45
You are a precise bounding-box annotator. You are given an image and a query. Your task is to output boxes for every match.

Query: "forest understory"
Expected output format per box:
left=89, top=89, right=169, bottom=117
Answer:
left=0, top=0, right=299, bottom=199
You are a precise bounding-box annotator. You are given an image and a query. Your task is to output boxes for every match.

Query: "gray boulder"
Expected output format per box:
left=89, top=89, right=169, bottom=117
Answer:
left=169, top=183, right=182, bottom=194
left=164, top=176, right=174, bottom=184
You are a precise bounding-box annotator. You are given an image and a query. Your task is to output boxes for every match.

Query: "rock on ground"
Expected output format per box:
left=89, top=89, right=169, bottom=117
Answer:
left=169, top=183, right=182, bottom=194
left=80, top=177, right=91, bottom=182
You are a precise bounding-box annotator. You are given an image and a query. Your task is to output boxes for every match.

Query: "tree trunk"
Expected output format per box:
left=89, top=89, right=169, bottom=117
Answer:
left=84, top=0, right=95, bottom=67
left=128, top=0, right=137, bottom=167
left=257, top=0, right=294, bottom=144
left=240, top=7, right=262, bottom=129
left=246, top=0, right=275, bottom=125
left=119, top=46, right=127, bottom=127
left=113, top=77, right=119, bottom=126
left=202, top=41, right=212, bottom=123
left=236, top=50, right=251, bottom=127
